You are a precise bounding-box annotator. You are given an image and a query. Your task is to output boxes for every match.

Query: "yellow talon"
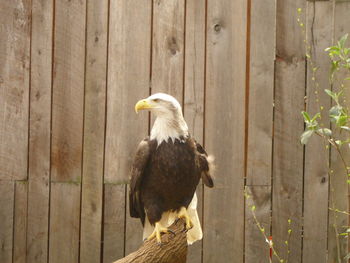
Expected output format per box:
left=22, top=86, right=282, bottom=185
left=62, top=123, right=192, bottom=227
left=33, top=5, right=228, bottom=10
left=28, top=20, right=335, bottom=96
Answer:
left=178, top=207, right=193, bottom=230
left=146, top=222, right=173, bottom=244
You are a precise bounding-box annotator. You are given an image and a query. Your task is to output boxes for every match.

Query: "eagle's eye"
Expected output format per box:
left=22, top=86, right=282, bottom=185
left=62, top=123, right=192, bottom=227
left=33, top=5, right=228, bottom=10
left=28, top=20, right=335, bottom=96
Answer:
left=153, top=99, right=160, bottom=103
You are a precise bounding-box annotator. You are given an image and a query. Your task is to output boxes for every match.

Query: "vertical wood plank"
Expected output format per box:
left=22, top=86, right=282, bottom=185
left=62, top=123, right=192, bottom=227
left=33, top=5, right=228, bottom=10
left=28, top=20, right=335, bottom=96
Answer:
left=104, top=0, right=151, bottom=185
left=328, top=2, right=350, bottom=262
left=104, top=0, right=152, bottom=256
left=245, top=186, right=271, bottom=262
left=303, top=2, right=333, bottom=263
left=203, top=0, right=247, bottom=262
left=103, top=184, right=125, bottom=263
left=246, top=0, right=275, bottom=187
left=125, top=187, right=143, bottom=254
left=0, top=181, right=15, bottom=263
left=51, top=0, right=86, bottom=183
left=0, top=0, right=31, bottom=181
left=27, top=0, right=53, bottom=261
left=184, top=0, right=206, bottom=261
left=80, top=0, right=108, bottom=261
left=49, top=183, right=81, bottom=263
left=13, top=181, right=28, bottom=263
left=272, top=0, right=306, bottom=262
left=245, top=0, right=275, bottom=262
left=151, top=0, right=185, bottom=102
left=49, top=0, right=86, bottom=261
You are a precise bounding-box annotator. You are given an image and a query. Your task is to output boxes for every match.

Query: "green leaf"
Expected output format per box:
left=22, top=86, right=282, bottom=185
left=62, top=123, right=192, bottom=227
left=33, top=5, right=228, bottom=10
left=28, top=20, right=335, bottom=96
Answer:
left=329, top=105, right=343, bottom=120
left=301, top=111, right=311, bottom=123
left=339, top=33, right=348, bottom=49
left=311, top=112, right=321, bottom=122
left=317, top=128, right=332, bottom=136
left=335, top=140, right=342, bottom=146
left=337, top=115, right=348, bottom=127
left=345, top=253, right=350, bottom=261
left=325, top=46, right=340, bottom=53
left=301, top=130, right=314, bottom=145
left=330, top=61, right=340, bottom=79
left=325, top=89, right=336, bottom=100
left=341, top=126, right=350, bottom=132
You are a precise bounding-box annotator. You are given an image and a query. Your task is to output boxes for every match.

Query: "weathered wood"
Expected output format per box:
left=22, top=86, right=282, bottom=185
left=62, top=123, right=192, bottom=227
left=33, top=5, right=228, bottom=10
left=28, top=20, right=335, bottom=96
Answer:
left=51, top=0, right=86, bottom=183
left=183, top=0, right=206, bottom=261
left=80, top=0, right=108, bottom=261
left=104, top=0, right=152, bottom=256
left=125, top=187, right=144, bottom=254
left=246, top=0, right=275, bottom=187
left=303, top=2, right=333, bottom=263
left=49, top=1, right=85, bottom=261
left=0, top=0, right=31, bottom=181
left=203, top=0, right=247, bottom=262
left=114, top=219, right=188, bottom=263
left=104, top=0, right=151, bottom=185
left=272, top=1, right=306, bottom=262
left=13, top=181, right=28, bottom=263
left=49, top=182, right=81, bottom=263
left=245, top=186, right=271, bottom=262
left=245, top=0, right=275, bottom=261
left=0, top=181, right=15, bottom=263
left=27, top=0, right=53, bottom=262
left=328, top=2, right=350, bottom=262
left=151, top=0, right=185, bottom=102
left=103, top=184, right=126, bottom=263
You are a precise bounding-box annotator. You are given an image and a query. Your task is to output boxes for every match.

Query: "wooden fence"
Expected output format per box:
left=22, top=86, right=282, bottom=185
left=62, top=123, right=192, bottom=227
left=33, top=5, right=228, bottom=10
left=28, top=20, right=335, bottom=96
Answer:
left=1, top=0, right=350, bottom=262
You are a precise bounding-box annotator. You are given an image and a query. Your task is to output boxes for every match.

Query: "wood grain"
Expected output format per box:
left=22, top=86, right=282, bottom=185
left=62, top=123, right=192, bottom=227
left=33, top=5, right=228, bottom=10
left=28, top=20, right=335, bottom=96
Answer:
left=104, top=0, right=152, bottom=256
left=103, top=184, right=126, bottom=263
left=272, top=1, right=306, bottom=262
left=13, top=181, right=28, bottom=263
left=27, top=0, right=53, bottom=261
left=203, top=0, right=247, bottom=262
left=183, top=0, right=206, bottom=261
left=245, top=186, right=271, bottom=263
left=245, top=0, right=275, bottom=261
left=80, top=0, right=108, bottom=261
left=115, top=219, right=188, bottom=263
left=0, top=0, right=31, bottom=181
left=51, top=0, right=86, bottom=183
left=49, top=182, right=81, bottom=263
left=151, top=0, right=185, bottom=102
left=303, top=2, right=333, bottom=263
left=104, top=0, right=151, bottom=185
left=0, top=181, right=15, bottom=263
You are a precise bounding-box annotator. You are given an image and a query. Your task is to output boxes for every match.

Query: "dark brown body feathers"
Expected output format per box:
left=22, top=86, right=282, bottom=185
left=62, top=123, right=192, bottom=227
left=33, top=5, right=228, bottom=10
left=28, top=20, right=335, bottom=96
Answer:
left=129, top=136, right=214, bottom=226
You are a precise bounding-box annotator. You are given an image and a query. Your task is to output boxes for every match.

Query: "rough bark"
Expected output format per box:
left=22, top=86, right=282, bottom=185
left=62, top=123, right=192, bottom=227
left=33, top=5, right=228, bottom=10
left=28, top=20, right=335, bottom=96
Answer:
left=113, top=219, right=188, bottom=263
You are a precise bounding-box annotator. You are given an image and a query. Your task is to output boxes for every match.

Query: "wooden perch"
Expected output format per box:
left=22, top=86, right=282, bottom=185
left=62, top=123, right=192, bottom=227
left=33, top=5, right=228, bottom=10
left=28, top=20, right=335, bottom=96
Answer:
left=113, top=219, right=188, bottom=263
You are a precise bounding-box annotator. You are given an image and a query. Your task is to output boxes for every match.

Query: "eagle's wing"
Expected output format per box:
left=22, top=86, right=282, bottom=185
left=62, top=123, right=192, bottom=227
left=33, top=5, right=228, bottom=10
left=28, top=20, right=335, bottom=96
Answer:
left=195, top=141, right=214, bottom=188
left=129, top=138, right=153, bottom=225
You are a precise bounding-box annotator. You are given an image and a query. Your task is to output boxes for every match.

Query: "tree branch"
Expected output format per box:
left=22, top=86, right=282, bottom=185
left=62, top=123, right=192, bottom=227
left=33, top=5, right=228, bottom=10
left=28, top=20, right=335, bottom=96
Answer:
left=113, top=219, right=188, bottom=263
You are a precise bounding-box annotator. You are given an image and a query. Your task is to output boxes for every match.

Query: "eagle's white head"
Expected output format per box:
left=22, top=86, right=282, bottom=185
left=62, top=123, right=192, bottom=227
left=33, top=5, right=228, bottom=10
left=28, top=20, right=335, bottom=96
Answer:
left=135, top=93, right=189, bottom=144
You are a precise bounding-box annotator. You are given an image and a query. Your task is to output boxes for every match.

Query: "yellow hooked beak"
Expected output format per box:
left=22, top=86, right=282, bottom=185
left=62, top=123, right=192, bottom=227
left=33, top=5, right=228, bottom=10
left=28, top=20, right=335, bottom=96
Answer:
left=135, top=99, right=154, bottom=113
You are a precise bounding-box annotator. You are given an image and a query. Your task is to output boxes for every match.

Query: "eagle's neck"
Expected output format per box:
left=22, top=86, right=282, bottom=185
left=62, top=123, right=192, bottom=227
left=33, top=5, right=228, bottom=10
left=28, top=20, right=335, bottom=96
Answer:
left=150, top=112, right=188, bottom=145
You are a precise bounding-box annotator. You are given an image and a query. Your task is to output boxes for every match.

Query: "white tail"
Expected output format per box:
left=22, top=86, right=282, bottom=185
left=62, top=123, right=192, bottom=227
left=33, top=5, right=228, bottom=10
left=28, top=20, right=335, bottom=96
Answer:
left=142, top=192, right=202, bottom=245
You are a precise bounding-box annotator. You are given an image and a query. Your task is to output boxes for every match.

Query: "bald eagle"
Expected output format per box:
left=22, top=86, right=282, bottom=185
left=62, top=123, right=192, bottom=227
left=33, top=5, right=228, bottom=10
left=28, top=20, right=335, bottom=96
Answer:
left=130, top=93, right=214, bottom=244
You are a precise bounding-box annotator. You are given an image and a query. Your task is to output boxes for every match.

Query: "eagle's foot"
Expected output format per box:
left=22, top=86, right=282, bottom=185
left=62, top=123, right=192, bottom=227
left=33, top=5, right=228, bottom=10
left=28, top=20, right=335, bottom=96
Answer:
left=178, top=207, right=193, bottom=231
left=147, top=222, right=174, bottom=244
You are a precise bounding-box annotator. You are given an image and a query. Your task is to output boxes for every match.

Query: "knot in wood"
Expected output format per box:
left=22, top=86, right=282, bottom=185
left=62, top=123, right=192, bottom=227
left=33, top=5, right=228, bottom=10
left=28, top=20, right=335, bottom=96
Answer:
left=167, top=36, right=179, bottom=55
left=214, top=23, right=222, bottom=32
